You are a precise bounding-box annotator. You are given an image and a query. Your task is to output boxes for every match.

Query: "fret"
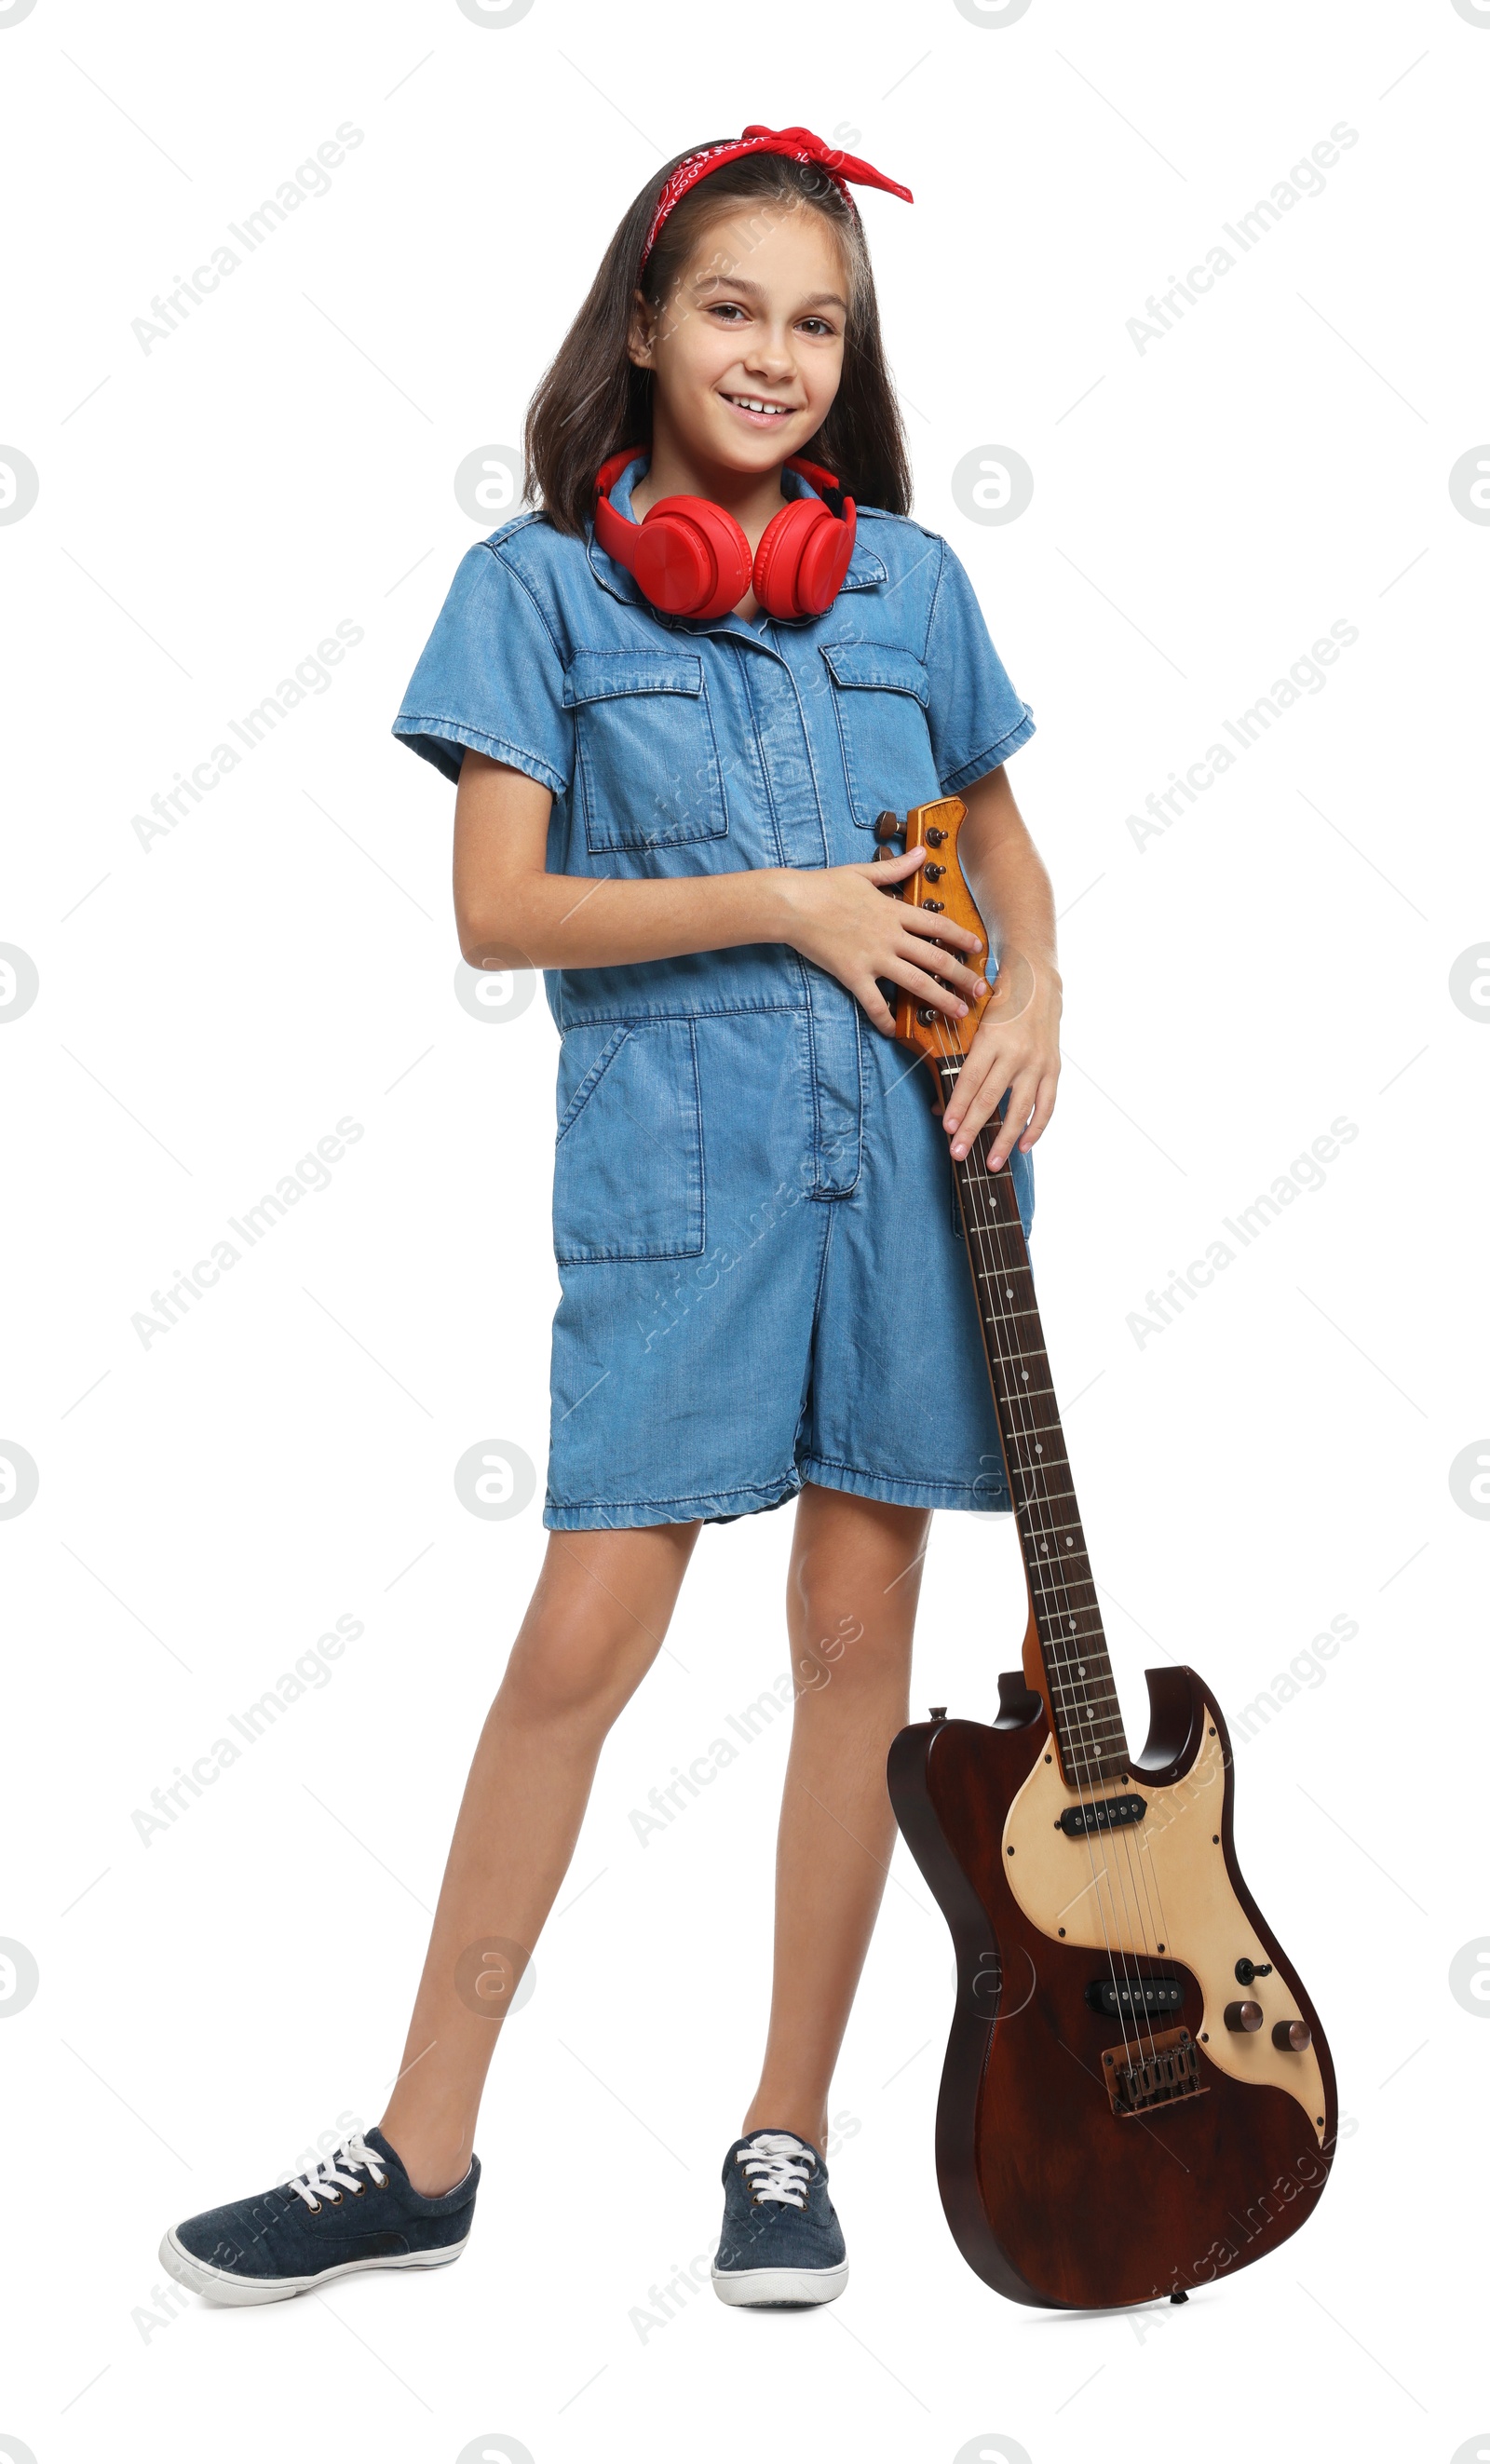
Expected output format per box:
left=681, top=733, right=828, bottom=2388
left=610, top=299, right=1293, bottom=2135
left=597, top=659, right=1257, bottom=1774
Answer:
left=1023, top=1560, right=1095, bottom=1593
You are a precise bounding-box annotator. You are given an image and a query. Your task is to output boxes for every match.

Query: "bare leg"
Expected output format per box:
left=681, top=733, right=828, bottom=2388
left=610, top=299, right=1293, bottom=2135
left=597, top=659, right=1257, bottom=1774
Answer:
left=741, top=1482, right=931, bottom=2150
left=380, top=1520, right=698, bottom=2192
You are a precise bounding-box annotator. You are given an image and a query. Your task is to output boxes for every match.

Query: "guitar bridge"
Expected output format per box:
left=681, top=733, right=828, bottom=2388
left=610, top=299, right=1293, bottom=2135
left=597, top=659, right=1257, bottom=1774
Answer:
left=1102, top=2026, right=1208, bottom=2118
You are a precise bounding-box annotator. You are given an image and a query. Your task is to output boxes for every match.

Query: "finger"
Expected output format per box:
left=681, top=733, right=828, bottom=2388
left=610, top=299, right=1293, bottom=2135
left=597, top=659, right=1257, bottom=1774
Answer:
left=988, top=1070, right=1041, bottom=1170
left=944, top=1055, right=1007, bottom=1157
left=856, top=845, right=925, bottom=883
left=896, top=936, right=987, bottom=997
left=886, top=957, right=971, bottom=1020
left=900, top=908, right=985, bottom=958
left=1016, top=1068, right=1062, bottom=1150
left=855, top=978, right=898, bottom=1036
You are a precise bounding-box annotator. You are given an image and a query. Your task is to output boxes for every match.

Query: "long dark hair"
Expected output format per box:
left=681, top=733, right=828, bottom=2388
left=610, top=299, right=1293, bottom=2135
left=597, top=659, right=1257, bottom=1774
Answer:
left=524, top=145, right=912, bottom=535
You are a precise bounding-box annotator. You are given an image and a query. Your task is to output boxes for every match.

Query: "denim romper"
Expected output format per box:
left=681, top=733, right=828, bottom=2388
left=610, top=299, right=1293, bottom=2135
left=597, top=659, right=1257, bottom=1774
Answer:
left=394, top=454, right=1036, bottom=1530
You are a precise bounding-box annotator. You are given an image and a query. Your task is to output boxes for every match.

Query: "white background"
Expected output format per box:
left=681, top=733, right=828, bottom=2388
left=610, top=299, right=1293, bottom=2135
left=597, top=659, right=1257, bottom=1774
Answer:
left=2, top=2, right=1486, bottom=2459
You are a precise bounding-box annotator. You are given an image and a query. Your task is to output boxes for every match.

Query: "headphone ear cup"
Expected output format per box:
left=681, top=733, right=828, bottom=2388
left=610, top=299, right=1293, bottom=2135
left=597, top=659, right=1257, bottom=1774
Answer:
left=637, top=497, right=752, bottom=619
left=753, top=495, right=854, bottom=619
left=752, top=496, right=831, bottom=620
left=793, top=498, right=855, bottom=615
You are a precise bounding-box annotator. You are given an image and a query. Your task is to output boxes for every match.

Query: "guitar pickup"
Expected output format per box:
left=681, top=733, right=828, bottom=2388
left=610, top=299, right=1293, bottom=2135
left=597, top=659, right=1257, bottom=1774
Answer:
left=1060, top=1793, right=1146, bottom=1836
left=1086, top=1977, right=1185, bottom=2019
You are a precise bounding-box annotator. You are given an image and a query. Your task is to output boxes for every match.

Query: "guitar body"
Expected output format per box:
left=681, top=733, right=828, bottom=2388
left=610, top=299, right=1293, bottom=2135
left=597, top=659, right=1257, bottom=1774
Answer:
left=888, top=1667, right=1336, bottom=2309
left=877, top=796, right=1337, bottom=2307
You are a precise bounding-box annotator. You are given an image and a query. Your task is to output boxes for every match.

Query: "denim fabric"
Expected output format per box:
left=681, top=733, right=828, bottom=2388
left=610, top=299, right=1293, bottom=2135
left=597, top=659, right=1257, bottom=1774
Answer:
left=165, top=2128, right=478, bottom=2292
left=712, top=2131, right=847, bottom=2297
left=394, top=456, right=1036, bottom=1529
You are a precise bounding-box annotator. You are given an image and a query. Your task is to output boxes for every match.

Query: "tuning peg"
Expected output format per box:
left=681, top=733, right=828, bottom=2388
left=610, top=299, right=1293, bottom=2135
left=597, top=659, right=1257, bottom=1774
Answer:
left=874, top=811, right=904, bottom=841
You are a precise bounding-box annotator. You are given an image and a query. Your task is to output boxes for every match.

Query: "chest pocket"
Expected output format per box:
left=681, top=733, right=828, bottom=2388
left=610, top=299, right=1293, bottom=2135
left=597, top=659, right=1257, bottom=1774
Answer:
left=563, top=651, right=730, bottom=858
left=820, top=643, right=941, bottom=833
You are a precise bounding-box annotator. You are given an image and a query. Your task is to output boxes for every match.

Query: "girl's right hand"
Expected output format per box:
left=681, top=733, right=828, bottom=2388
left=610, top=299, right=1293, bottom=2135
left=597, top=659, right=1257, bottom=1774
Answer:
left=777, top=846, right=988, bottom=1036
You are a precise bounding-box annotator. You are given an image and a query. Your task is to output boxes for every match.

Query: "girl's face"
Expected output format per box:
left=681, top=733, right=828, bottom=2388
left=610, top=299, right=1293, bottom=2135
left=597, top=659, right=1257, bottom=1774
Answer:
left=630, top=203, right=847, bottom=479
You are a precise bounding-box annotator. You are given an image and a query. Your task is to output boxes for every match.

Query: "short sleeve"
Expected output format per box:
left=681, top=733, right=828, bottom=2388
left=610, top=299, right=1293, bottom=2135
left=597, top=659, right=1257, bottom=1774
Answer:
left=391, top=542, right=572, bottom=793
left=922, top=538, right=1036, bottom=793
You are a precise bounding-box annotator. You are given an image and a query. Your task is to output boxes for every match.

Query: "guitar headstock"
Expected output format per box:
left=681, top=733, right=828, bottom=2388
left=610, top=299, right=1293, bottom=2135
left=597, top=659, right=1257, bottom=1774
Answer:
left=874, top=797, right=993, bottom=1075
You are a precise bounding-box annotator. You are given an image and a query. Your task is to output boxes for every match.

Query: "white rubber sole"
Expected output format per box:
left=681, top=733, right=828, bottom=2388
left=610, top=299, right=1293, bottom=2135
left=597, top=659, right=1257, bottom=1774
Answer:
left=711, top=2258, right=848, bottom=2308
left=158, top=2226, right=469, bottom=2307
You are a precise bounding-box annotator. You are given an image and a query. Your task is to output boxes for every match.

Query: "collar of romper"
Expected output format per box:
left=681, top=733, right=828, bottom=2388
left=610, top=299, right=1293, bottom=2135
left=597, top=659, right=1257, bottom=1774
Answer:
left=584, top=452, right=888, bottom=618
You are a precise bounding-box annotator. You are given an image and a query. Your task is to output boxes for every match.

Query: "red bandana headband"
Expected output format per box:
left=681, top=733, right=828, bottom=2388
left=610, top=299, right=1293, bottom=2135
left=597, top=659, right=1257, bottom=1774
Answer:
left=638, top=123, right=913, bottom=272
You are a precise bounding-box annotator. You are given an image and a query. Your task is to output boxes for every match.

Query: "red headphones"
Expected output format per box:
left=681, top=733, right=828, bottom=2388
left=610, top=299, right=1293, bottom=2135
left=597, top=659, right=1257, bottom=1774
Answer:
left=592, top=447, right=857, bottom=622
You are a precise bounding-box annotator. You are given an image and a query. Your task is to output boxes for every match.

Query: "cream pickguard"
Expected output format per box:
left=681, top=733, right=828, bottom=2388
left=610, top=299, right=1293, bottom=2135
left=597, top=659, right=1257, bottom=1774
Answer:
left=1000, top=1702, right=1326, bottom=2142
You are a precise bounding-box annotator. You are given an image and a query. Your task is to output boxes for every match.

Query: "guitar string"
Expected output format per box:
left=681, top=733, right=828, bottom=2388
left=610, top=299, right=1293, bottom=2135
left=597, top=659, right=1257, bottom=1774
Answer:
left=895, top=845, right=1168, bottom=2062
left=923, top=999, right=1159, bottom=2060
left=942, top=1036, right=1171, bottom=2063
left=897, top=924, right=1137, bottom=2036
left=917, top=904, right=1181, bottom=2063
left=944, top=1050, right=1163, bottom=2065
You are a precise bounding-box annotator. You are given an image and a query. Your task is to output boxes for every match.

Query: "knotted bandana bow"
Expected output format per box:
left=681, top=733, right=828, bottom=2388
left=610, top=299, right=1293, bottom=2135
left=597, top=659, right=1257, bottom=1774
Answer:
left=639, top=123, right=913, bottom=269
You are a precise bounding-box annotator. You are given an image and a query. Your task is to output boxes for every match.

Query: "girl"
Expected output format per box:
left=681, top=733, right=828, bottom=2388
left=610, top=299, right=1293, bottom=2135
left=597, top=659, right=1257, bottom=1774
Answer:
left=160, top=124, right=1062, bottom=2312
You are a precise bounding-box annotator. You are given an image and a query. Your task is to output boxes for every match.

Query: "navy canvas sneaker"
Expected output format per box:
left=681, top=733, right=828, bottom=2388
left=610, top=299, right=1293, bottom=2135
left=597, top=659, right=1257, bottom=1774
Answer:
left=159, top=2126, right=478, bottom=2306
left=711, top=2128, right=848, bottom=2307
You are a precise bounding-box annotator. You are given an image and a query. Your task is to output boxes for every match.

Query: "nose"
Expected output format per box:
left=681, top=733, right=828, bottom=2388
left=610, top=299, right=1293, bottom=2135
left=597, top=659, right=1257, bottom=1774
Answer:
left=740, top=328, right=795, bottom=386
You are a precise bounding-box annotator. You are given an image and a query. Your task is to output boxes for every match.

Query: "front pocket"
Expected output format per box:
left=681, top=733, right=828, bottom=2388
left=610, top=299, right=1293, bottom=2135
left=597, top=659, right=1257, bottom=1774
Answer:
left=820, top=641, right=941, bottom=832
left=552, top=1019, right=705, bottom=1263
left=563, top=650, right=729, bottom=857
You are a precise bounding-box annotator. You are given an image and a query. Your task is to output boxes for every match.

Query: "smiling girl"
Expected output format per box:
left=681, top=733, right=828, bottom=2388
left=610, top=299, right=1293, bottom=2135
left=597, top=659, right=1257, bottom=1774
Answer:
left=161, top=125, right=1062, bottom=2314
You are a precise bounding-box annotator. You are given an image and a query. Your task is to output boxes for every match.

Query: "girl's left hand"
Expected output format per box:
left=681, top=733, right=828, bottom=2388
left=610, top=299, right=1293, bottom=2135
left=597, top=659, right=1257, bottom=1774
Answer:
left=940, top=954, right=1063, bottom=1171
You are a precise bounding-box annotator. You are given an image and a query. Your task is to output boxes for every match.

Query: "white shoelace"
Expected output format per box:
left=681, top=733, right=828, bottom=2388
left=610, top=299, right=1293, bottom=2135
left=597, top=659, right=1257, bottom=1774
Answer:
left=286, top=2132, right=388, bottom=2211
left=736, top=2132, right=816, bottom=2210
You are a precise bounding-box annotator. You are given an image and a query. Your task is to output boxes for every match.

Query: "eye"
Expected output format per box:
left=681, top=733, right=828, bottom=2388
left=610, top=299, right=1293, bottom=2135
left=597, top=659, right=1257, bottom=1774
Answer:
left=707, top=302, right=748, bottom=322
left=798, top=317, right=838, bottom=339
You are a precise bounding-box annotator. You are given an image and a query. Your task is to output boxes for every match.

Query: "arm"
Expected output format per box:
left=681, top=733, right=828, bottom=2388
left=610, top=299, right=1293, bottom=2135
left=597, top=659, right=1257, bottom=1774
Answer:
left=940, top=763, right=1063, bottom=1172
left=452, top=749, right=991, bottom=1029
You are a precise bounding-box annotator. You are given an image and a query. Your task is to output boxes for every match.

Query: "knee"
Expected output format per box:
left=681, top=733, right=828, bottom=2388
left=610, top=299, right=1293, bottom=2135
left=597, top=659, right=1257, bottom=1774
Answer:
left=500, top=1619, right=653, bottom=1732
left=788, top=1597, right=912, bottom=1699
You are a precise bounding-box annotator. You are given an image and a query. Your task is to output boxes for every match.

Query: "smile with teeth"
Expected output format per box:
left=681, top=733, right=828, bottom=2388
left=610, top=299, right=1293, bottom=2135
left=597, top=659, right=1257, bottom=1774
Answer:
left=725, top=395, right=795, bottom=417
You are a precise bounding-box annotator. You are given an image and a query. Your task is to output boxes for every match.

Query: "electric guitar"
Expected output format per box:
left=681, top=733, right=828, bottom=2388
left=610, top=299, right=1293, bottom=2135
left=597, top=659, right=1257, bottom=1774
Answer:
left=879, top=797, right=1336, bottom=2310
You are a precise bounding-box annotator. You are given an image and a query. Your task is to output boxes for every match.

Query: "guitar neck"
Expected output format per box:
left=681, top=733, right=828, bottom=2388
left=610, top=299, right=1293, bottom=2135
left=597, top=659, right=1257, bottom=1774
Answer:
left=936, top=1056, right=1129, bottom=1784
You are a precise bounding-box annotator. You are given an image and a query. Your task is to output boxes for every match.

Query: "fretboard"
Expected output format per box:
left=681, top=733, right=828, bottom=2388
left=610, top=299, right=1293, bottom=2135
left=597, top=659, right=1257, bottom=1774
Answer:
left=937, top=1056, right=1129, bottom=1784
